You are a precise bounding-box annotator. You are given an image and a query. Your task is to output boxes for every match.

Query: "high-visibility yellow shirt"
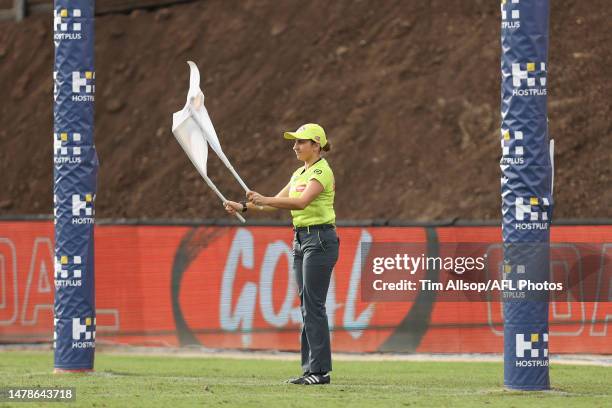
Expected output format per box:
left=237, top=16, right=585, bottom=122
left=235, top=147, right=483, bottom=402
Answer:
left=289, top=158, right=336, bottom=227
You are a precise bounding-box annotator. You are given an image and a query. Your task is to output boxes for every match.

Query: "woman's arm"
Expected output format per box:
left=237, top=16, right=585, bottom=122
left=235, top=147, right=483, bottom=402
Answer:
left=246, top=182, right=292, bottom=211
left=248, top=180, right=323, bottom=210
left=224, top=182, right=291, bottom=215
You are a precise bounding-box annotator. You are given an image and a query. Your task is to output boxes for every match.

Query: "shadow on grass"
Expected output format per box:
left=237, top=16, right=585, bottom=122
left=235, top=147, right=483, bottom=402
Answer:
left=90, top=370, right=142, bottom=377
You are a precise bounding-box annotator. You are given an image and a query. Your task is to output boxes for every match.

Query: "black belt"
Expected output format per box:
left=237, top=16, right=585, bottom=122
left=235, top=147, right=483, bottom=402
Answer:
left=293, top=224, right=335, bottom=232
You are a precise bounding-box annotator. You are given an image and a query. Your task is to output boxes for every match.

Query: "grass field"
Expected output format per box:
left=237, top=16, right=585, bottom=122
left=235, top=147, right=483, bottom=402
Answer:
left=0, top=351, right=609, bottom=407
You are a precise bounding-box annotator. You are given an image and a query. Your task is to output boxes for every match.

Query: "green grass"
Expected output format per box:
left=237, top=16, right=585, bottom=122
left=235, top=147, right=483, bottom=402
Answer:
left=0, top=352, right=609, bottom=407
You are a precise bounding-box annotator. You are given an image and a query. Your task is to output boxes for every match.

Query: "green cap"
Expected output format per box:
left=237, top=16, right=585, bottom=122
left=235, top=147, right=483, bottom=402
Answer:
left=283, top=123, right=327, bottom=147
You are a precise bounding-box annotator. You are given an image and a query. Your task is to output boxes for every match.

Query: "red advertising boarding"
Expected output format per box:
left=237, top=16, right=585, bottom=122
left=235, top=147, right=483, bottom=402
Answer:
left=0, top=221, right=610, bottom=354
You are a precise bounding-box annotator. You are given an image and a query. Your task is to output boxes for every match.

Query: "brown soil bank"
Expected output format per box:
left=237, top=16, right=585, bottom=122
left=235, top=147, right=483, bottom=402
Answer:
left=0, top=0, right=609, bottom=221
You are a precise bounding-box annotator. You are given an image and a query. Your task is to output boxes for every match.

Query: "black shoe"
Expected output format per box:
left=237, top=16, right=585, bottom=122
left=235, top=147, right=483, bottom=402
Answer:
left=286, top=372, right=307, bottom=384
left=290, top=373, right=330, bottom=385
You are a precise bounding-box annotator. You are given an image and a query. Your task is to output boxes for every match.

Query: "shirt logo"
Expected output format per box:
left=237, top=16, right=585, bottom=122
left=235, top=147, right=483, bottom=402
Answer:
left=314, top=169, right=322, bottom=175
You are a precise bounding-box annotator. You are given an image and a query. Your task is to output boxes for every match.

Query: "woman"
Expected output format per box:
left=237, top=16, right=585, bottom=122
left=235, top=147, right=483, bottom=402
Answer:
left=224, top=123, right=339, bottom=385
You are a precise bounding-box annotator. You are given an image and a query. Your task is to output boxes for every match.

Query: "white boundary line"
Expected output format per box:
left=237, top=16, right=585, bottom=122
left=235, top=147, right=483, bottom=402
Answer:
left=2, top=344, right=609, bottom=366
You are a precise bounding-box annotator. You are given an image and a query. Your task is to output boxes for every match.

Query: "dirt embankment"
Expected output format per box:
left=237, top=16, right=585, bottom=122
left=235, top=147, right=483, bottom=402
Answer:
left=0, top=0, right=609, bottom=221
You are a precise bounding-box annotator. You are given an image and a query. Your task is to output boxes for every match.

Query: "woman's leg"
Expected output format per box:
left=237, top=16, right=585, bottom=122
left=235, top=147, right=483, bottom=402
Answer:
left=300, top=229, right=339, bottom=374
left=293, top=235, right=310, bottom=374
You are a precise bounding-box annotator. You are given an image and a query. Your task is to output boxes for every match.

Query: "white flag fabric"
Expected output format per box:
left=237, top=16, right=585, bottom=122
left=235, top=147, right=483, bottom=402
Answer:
left=172, top=110, right=208, bottom=177
left=183, top=61, right=228, bottom=164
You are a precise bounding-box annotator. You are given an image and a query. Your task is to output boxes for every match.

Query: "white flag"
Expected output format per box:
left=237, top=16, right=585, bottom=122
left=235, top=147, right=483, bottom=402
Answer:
left=171, top=61, right=246, bottom=223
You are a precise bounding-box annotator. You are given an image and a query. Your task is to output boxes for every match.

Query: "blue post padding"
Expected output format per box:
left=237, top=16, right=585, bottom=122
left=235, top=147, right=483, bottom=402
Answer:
left=500, top=0, right=551, bottom=390
left=53, top=0, right=97, bottom=370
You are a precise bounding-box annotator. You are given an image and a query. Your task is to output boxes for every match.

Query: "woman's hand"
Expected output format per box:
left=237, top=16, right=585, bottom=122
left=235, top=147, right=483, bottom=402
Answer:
left=224, top=201, right=242, bottom=215
left=247, top=191, right=268, bottom=206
